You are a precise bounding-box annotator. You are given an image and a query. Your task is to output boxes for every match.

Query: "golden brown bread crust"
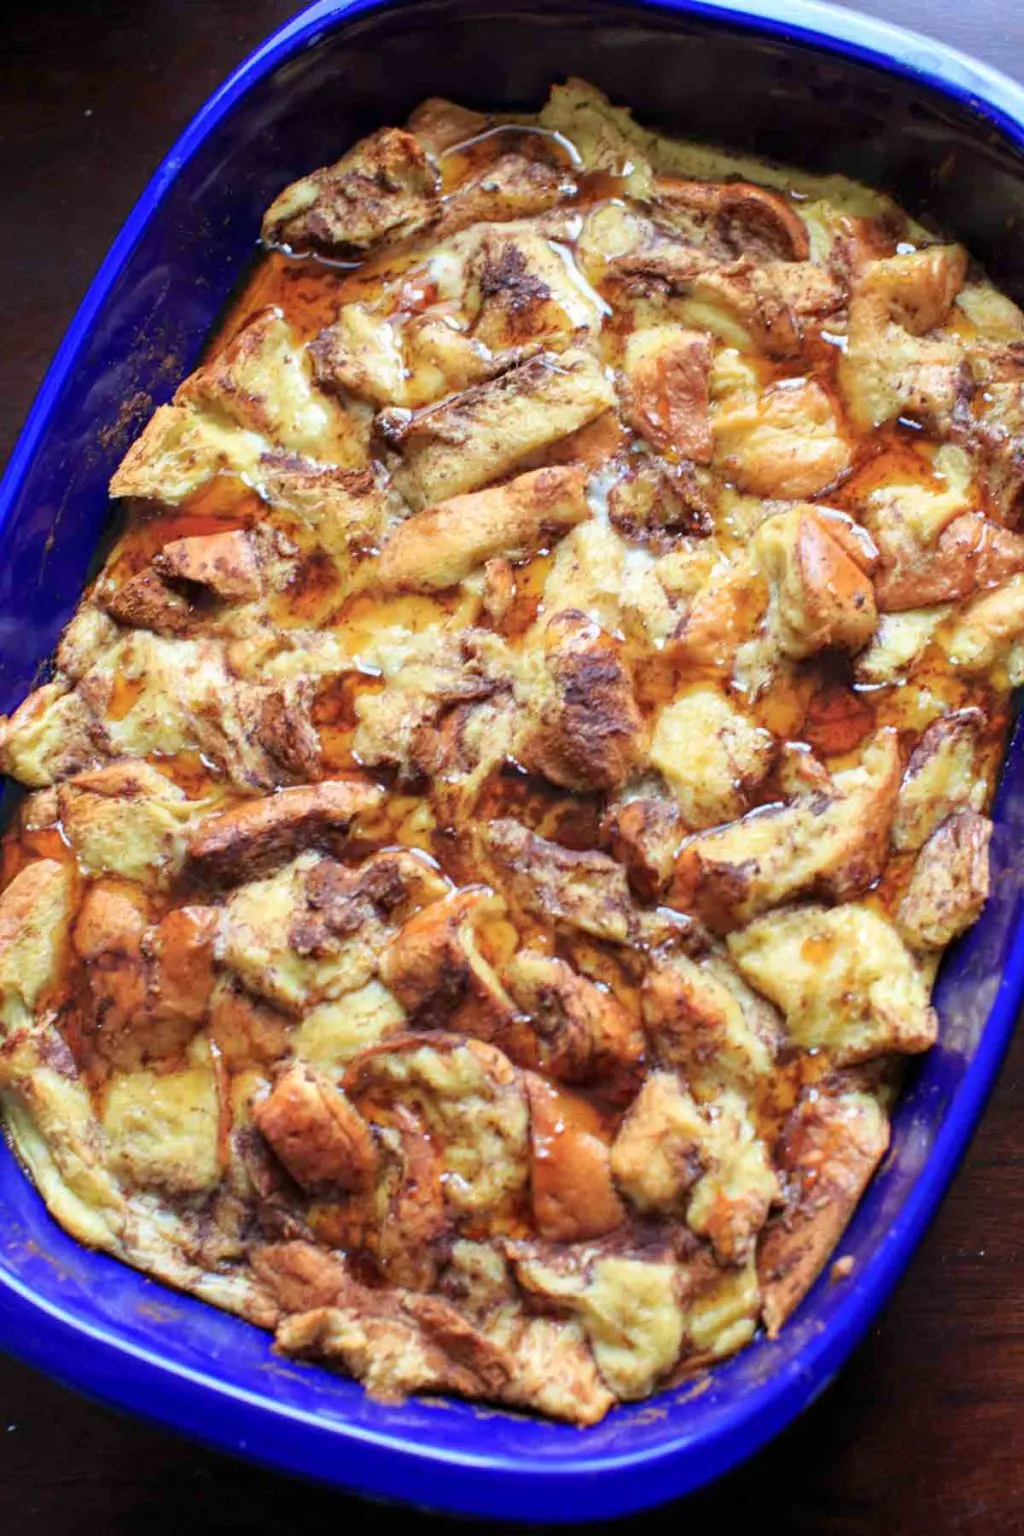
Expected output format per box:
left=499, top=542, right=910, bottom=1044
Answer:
left=186, top=780, right=384, bottom=886
left=3, top=79, right=1022, bottom=1428
left=256, top=1065, right=378, bottom=1193
left=524, top=1073, right=625, bottom=1241
left=759, top=1089, right=890, bottom=1337
left=379, top=347, right=614, bottom=506
left=672, top=731, right=901, bottom=929
left=375, top=465, right=590, bottom=590
left=896, top=809, right=992, bottom=949
left=153, top=530, right=264, bottom=599
left=517, top=610, right=643, bottom=792
left=431, top=153, right=576, bottom=239
left=620, top=326, right=713, bottom=461
left=652, top=176, right=812, bottom=263
left=378, top=887, right=514, bottom=1037
left=607, top=244, right=804, bottom=358
left=262, top=127, right=440, bottom=256
left=502, top=949, right=643, bottom=1091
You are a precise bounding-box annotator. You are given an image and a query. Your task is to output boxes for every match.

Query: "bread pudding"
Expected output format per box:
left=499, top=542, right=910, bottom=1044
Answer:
left=1, top=78, right=1022, bottom=1424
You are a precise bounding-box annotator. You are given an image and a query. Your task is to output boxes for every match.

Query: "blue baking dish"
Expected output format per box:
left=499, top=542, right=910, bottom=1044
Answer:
left=4, top=0, right=1024, bottom=1519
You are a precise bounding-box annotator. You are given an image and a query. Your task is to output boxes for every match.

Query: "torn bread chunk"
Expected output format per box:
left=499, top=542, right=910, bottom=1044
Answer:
left=652, top=176, right=810, bottom=263
left=840, top=245, right=969, bottom=432
left=220, top=857, right=372, bottom=1016
left=681, top=1254, right=761, bottom=1365
left=711, top=348, right=852, bottom=498
left=153, top=528, right=276, bottom=600
left=101, top=1037, right=225, bottom=1195
left=313, top=305, right=525, bottom=412
left=939, top=572, right=1024, bottom=673
left=516, top=610, right=643, bottom=793
left=481, top=818, right=694, bottom=948
left=110, top=309, right=366, bottom=504
left=861, top=448, right=1024, bottom=613
left=609, top=1072, right=704, bottom=1215
left=259, top=458, right=400, bottom=562
left=379, top=887, right=515, bottom=1038
left=536, top=519, right=631, bottom=633
left=495, top=1314, right=616, bottom=1426
left=619, top=326, right=713, bottom=462
left=378, top=348, right=614, bottom=507
left=503, top=949, right=643, bottom=1090
left=727, top=903, right=937, bottom=1063
left=222, top=849, right=445, bottom=1017
left=465, top=222, right=604, bottom=350
left=966, top=363, right=1024, bottom=523
left=262, top=127, right=440, bottom=256
left=406, top=97, right=489, bottom=156
left=891, top=708, right=988, bottom=851
left=178, top=309, right=356, bottom=460
left=610, top=1073, right=777, bottom=1262
left=672, top=729, right=900, bottom=928
left=185, top=779, right=384, bottom=887
left=273, top=1263, right=514, bottom=1406
left=375, top=464, right=589, bottom=589
left=854, top=607, right=949, bottom=685
left=100, top=527, right=298, bottom=640
left=669, top=558, right=769, bottom=674
left=875, top=510, right=1024, bottom=613
left=287, top=1094, right=450, bottom=1292
left=538, top=77, right=655, bottom=199
left=649, top=687, right=775, bottom=830
left=0, top=1020, right=129, bottom=1254
left=345, top=1035, right=529, bottom=1222
left=682, top=1088, right=778, bottom=1264
left=73, top=891, right=219, bottom=1070
left=641, top=949, right=779, bottom=1092
left=512, top=1249, right=685, bottom=1400
left=602, top=783, right=683, bottom=901
left=256, top=1064, right=378, bottom=1192
left=56, top=760, right=207, bottom=887
left=307, top=304, right=403, bottom=406
left=311, top=221, right=598, bottom=412
left=351, top=627, right=512, bottom=781
left=896, top=809, right=992, bottom=950
left=752, top=504, right=878, bottom=661
left=607, top=455, right=714, bottom=539
left=107, top=401, right=266, bottom=504
left=0, top=860, right=76, bottom=1029
left=524, top=1074, right=625, bottom=1241
left=606, top=244, right=804, bottom=359
left=100, top=568, right=202, bottom=638
left=760, top=1089, right=889, bottom=1336
left=288, top=981, right=405, bottom=1076
left=432, top=154, right=577, bottom=239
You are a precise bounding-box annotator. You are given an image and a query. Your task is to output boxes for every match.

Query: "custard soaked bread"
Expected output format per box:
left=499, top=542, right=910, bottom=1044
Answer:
left=2, top=79, right=1021, bottom=1423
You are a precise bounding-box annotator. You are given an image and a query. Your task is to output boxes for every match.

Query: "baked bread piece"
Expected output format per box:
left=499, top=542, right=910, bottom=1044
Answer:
left=1, top=77, right=1021, bottom=1424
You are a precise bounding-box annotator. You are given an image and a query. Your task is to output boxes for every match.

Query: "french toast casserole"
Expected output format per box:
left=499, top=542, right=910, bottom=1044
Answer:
left=1, top=79, right=1022, bottom=1425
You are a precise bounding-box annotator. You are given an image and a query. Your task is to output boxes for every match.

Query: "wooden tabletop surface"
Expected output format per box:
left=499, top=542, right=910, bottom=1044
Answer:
left=3, top=2, right=1024, bottom=1530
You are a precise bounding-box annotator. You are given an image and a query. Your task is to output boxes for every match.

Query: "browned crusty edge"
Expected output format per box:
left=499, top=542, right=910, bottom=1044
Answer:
left=186, top=780, right=384, bottom=886
left=374, top=465, right=590, bottom=590
left=760, top=1090, right=890, bottom=1337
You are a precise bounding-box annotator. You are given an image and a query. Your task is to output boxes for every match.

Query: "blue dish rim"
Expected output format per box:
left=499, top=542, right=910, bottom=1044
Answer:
left=3, top=0, right=1024, bottom=1520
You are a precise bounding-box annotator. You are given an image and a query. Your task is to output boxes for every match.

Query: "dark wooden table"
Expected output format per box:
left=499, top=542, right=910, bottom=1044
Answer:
left=4, top=1, right=1024, bottom=1530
